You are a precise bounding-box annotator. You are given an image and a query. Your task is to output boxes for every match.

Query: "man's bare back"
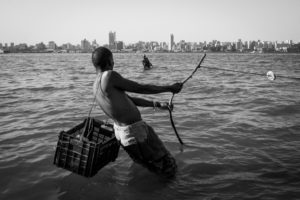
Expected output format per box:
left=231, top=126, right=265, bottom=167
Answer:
left=93, top=70, right=142, bottom=126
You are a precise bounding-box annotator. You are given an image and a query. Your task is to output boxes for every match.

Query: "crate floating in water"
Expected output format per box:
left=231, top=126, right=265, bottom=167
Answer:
left=53, top=117, right=120, bottom=177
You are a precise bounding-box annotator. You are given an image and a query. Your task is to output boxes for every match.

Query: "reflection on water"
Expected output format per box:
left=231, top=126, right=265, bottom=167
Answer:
left=0, top=53, right=300, bottom=200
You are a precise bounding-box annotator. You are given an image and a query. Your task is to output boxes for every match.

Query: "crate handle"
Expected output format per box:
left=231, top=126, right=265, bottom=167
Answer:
left=80, top=117, right=94, bottom=141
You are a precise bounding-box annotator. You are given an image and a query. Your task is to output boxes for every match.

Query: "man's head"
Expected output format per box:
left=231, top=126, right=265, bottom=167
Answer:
left=92, top=47, right=114, bottom=70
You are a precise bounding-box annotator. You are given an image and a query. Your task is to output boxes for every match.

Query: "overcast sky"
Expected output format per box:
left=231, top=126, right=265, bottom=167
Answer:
left=1, top=0, right=300, bottom=45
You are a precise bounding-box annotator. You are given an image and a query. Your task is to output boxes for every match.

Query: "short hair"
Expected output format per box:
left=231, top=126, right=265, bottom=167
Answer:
left=92, top=47, right=112, bottom=69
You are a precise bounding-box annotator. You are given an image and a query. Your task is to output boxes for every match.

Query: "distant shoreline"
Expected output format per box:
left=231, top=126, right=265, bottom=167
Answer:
left=1, top=51, right=299, bottom=55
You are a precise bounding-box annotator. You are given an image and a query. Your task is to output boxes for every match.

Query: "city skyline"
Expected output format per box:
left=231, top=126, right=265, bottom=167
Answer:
left=1, top=0, right=300, bottom=45
left=0, top=35, right=297, bottom=48
left=1, top=33, right=298, bottom=54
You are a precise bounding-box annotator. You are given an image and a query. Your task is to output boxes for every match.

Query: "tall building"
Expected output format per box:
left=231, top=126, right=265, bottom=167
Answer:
left=236, top=39, right=242, bottom=50
left=286, top=40, right=293, bottom=46
left=267, top=41, right=273, bottom=49
left=81, top=39, right=91, bottom=51
left=48, top=41, right=56, bottom=50
left=35, top=42, right=46, bottom=50
left=92, top=39, right=99, bottom=48
left=275, top=41, right=278, bottom=49
left=263, top=41, right=268, bottom=48
left=66, top=43, right=73, bottom=50
left=109, top=31, right=116, bottom=50
left=170, top=34, right=174, bottom=51
left=116, top=41, right=124, bottom=51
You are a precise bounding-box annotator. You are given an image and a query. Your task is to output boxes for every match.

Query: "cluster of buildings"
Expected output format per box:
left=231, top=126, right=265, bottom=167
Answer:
left=0, top=39, right=99, bottom=54
left=1, top=32, right=299, bottom=54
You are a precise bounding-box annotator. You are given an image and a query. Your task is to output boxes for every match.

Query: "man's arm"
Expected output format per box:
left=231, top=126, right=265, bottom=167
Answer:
left=127, top=95, right=153, bottom=107
left=110, top=71, right=182, bottom=94
left=127, top=95, right=171, bottom=110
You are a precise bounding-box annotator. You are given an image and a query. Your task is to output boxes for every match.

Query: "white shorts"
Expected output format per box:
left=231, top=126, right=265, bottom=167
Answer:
left=113, top=120, right=148, bottom=147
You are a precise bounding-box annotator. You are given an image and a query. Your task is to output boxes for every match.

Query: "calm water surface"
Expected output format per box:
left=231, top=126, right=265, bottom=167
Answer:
left=0, top=53, right=299, bottom=200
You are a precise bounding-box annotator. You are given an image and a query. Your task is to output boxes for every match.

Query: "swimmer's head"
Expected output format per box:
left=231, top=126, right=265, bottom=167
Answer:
left=92, top=47, right=113, bottom=70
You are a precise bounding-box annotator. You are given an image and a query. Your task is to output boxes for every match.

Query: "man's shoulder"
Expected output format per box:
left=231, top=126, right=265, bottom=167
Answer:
left=103, top=70, right=120, bottom=79
left=103, top=70, right=123, bottom=87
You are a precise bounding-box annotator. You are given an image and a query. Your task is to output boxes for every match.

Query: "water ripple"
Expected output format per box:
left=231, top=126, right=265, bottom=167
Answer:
left=0, top=53, right=299, bottom=200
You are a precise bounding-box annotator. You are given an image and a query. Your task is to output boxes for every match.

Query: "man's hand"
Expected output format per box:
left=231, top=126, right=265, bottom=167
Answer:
left=170, top=82, right=183, bottom=94
left=155, top=101, right=174, bottom=111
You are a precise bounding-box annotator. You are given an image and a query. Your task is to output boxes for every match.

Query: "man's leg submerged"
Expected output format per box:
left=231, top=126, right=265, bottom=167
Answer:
left=123, top=124, right=177, bottom=178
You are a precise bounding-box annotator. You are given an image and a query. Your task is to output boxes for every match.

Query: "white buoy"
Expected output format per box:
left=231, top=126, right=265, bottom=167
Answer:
left=267, top=71, right=276, bottom=81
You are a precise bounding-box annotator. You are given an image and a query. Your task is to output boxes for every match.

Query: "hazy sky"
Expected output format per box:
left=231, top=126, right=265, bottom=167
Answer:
left=1, top=0, right=300, bottom=45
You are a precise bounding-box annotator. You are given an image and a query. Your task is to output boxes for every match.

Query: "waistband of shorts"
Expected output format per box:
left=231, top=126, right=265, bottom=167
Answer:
left=113, top=120, right=145, bottom=131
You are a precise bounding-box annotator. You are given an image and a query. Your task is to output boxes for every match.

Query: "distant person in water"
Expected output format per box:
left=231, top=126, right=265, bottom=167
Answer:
left=92, top=47, right=183, bottom=178
left=142, top=54, right=152, bottom=70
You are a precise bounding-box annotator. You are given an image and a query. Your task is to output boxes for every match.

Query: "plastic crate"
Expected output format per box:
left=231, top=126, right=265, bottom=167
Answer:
left=53, top=117, right=120, bottom=177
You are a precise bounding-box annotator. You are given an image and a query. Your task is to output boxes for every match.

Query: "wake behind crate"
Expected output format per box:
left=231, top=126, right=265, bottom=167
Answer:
left=53, top=117, right=120, bottom=177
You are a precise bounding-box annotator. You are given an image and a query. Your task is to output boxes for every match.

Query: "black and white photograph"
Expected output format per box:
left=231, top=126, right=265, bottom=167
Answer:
left=1, top=0, right=299, bottom=199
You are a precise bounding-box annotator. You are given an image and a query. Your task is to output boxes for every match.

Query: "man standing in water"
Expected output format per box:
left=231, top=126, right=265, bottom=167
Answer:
left=92, top=47, right=182, bottom=177
left=142, top=54, right=152, bottom=70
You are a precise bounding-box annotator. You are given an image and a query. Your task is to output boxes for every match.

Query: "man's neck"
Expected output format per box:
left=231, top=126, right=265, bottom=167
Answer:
left=96, top=66, right=112, bottom=75
left=96, top=68, right=102, bottom=74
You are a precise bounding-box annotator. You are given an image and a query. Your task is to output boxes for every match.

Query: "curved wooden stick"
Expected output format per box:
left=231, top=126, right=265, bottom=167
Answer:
left=168, top=53, right=206, bottom=145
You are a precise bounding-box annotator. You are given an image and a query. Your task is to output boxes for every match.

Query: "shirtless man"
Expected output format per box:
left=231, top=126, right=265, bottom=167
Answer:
left=92, top=47, right=183, bottom=177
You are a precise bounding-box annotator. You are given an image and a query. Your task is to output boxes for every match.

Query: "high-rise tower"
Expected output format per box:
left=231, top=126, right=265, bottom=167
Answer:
left=170, top=34, right=174, bottom=51
left=109, top=31, right=116, bottom=49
